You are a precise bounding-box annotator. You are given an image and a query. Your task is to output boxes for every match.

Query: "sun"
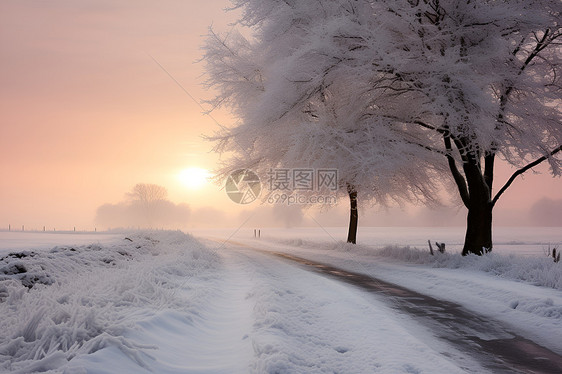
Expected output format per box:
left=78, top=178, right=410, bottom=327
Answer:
left=178, top=167, right=212, bottom=190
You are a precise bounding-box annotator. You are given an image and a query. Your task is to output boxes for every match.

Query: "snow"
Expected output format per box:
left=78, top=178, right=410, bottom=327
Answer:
left=196, top=226, right=559, bottom=256
left=0, top=232, right=123, bottom=255
left=203, top=227, right=562, bottom=354
left=1, top=228, right=561, bottom=373
left=236, top=249, right=478, bottom=373
left=0, top=231, right=224, bottom=373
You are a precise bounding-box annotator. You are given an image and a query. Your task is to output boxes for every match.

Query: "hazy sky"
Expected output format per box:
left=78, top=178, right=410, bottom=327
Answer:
left=1, top=0, right=237, bottom=230
left=1, top=0, right=561, bottom=231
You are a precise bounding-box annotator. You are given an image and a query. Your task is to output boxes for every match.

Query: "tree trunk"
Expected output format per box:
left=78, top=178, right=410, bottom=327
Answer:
left=347, top=185, right=358, bottom=244
left=462, top=200, right=492, bottom=256
left=461, top=162, right=493, bottom=255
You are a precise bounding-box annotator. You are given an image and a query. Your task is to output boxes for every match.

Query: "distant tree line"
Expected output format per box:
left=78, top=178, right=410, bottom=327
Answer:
left=95, top=183, right=190, bottom=229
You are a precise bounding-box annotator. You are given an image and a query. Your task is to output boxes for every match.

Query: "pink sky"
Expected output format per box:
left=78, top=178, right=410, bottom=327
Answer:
left=0, top=0, right=561, bottom=231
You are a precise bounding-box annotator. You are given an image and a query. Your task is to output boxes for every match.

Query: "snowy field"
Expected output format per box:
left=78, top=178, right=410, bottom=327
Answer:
left=0, top=232, right=123, bottom=255
left=195, top=226, right=561, bottom=256
left=1, top=226, right=558, bottom=257
left=0, top=228, right=561, bottom=373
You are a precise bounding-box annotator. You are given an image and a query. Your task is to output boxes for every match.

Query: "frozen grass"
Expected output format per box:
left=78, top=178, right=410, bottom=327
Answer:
left=0, top=231, right=221, bottom=373
left=369, top=244, right=562, bottom=290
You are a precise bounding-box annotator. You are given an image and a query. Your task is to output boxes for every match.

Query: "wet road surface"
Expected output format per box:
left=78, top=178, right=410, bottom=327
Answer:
left=269, top=250, right=562, bottom=374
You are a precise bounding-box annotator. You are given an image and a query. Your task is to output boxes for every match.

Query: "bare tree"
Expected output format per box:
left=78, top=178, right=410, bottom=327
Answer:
left=128, top=183, right=168, bottom=204
left=127, top=183, right=169, bottom=227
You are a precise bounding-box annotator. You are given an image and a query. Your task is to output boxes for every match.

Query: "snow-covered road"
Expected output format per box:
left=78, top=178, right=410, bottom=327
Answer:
left=1, top=230, right=561, bottom=373
left=230, top=241, right=562, bottom=373
left=75, top=242, right=483, bottom=373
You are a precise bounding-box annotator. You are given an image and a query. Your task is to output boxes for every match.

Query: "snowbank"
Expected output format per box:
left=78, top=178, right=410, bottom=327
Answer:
left=0, top=231, right=221, bottom=373
left=377, top=245, right=562, bottom=290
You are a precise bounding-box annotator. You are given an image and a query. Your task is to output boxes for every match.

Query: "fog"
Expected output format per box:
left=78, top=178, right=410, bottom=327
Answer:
left=91, top=199, right=561, bottom=232
left=95, top=201, right=191, bottom=230
left=529, top=198, right=562, bottom=227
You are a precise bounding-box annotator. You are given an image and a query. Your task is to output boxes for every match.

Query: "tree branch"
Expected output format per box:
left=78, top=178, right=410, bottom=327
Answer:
left=494, top=29, right=553, bottom=136
left=444, top=134, right=470, bottom=207
left=492, top=145, right=562, bottom=207
left=483, top=152, right=495, bottom=193
left=402, top=139, right=447, bottom=156
left=413, top=120, right=447, bottom=134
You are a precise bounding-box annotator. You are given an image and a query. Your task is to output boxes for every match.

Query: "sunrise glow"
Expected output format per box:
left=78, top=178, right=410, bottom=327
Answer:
left=178, top=167, right=212, bottom=190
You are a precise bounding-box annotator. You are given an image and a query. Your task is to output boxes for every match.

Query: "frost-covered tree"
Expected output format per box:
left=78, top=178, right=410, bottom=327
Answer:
left=205, top=0, right=562, bottom=253
left=332, top=0, right=562, bottom=255
left=203, top=1, right=444, bottom=243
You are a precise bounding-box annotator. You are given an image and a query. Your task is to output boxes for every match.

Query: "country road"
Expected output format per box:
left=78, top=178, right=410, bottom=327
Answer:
left=209, top=238, right=562, bottom=374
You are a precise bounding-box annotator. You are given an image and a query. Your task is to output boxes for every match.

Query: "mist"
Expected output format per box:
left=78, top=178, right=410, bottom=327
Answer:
left=529, top=198, right=562, bottom=226
left=95, top=201, right=191, bottom=230
left=183, top=201, right=562, bottom=229
left=92, top=190, right=561, bottom=231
